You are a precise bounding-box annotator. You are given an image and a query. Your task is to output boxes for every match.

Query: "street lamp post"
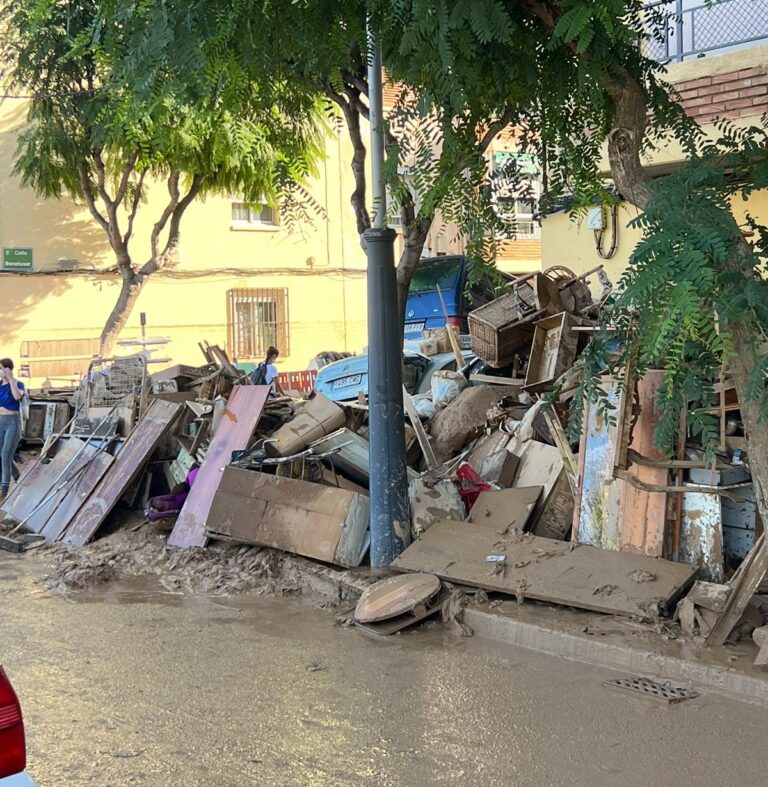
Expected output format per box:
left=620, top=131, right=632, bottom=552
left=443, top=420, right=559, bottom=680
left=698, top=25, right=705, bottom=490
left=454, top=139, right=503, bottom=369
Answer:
left=365, top=27, right=410, bottom=568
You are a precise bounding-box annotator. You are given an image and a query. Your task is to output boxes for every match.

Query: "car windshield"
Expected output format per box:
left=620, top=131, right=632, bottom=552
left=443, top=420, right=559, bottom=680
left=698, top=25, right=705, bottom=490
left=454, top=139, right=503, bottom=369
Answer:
left=409, top=257, right=461, bottom=294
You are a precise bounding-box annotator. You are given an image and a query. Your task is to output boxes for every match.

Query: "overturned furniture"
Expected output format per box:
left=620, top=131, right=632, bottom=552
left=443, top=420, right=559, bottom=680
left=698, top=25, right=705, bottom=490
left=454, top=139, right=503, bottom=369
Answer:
left=205, top=467, right=370, bottom=568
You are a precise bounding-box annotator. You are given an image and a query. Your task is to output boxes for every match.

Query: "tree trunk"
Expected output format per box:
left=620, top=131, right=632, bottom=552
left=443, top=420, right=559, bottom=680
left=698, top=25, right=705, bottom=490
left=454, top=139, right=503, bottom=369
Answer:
left=605, top=70, right=768, bottom=533
left=99, top=272, right=148, bottom=357
left=396, top=216, right=433, bottom=329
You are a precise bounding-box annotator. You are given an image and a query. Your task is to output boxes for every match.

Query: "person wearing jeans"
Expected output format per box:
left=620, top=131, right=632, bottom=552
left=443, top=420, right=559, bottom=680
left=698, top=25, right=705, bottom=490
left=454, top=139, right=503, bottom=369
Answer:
left=0, top=358, right=24, bottom=501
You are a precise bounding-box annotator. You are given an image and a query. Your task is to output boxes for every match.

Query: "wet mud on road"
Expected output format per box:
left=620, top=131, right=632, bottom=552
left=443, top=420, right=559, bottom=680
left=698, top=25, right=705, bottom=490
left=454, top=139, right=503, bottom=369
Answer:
left=2, top=551, right=768, bottom=787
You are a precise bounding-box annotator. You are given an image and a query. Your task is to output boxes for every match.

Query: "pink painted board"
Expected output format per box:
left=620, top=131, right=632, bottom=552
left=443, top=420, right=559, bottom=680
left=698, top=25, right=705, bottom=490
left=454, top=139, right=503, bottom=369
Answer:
left=167, top=385, right=270, bottom=548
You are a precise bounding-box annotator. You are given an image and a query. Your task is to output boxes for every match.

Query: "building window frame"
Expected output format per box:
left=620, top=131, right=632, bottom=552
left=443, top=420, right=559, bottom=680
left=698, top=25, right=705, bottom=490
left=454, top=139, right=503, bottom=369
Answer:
left=226, top=288, right=290, bottom=361
left=230, top=199, right=280, bottom=231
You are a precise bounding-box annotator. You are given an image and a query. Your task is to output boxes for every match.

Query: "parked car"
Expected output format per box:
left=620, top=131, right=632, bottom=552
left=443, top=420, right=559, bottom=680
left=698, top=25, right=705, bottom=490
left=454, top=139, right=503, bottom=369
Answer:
left=403, top=255, right=517, bottom=339
left=314, top=350, right=475, bottom=402
left=0, top=667, right=35, bottom=786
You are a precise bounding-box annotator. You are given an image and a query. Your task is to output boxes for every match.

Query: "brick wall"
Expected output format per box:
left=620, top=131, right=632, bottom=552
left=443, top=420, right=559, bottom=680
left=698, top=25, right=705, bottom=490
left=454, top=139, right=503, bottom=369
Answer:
left=498, top=238, right=542, bottom=260
left=675, top=65, right=768, bottom=123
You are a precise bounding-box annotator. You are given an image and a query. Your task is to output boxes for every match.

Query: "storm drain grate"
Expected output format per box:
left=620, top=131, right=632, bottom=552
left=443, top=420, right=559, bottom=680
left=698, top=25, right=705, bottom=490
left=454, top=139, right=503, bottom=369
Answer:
left=603, top=677, right=699, bottom=704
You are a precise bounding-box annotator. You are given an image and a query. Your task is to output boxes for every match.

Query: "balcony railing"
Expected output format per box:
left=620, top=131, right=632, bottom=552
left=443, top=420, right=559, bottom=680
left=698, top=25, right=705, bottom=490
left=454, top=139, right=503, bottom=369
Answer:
left=646, top=0, right=768, bottom=62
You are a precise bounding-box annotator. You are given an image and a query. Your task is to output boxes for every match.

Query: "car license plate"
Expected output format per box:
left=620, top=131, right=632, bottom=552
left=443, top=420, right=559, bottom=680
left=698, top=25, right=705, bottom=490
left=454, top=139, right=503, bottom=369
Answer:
left=404, top=320, right=426, bottom=333
left=331, top=374, right=362, bottom=390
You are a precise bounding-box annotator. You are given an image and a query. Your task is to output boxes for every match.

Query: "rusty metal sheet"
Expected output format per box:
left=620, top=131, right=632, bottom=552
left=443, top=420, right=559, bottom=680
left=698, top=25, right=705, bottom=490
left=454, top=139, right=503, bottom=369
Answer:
left=61, top=399, right=182, bottom=546
left=168, top=386, right=270, bottom=548
left=355, top=573, right=441, bottom=623
left=618, top=372, right=668, bottom=557
left=1, top=438, right=85, bottom=526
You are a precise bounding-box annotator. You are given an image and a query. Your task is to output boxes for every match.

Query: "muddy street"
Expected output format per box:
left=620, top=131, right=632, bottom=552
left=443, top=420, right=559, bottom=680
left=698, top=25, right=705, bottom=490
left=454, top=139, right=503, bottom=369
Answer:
left=2, top=551, right=768, bottom=787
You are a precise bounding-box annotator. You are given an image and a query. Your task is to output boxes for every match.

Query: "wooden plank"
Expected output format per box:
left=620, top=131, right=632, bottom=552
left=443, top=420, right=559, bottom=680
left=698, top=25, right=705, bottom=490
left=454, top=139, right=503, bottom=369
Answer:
left=403, top=388, right=438, bottom=470
left=542, top=409, right=578, bottom=495
left=619, top=372, right=668, bottom=557
left=62, top=399, right=182, bottom=546
left=706, top=534, right=768, bottom=647
left=168, top=387, right=269, bottom=548
left=469, top=374, right=525, bottom=387
left=511, top=438, right=573, bottom=540
left=204, top=467, right=369, bottom=567
left=39, top=450, right=114, bottom=541
left=24, top=442, right=110, bottom=536
left=392, top=519, right=697, bottom=620
left=467, top=487, right=542, bottom=533
left=1, top=438, right=85, bottom=526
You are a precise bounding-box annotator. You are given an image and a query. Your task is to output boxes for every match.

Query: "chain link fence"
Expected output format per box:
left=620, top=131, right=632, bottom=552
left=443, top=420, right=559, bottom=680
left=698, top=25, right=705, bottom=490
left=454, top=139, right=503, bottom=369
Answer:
left=646, top=0, right=768, bottom=62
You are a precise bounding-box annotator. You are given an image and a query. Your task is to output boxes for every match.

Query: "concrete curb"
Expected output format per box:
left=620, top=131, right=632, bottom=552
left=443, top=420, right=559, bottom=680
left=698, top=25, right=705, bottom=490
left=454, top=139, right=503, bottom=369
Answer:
left=464, top=607, right=768, bottom=707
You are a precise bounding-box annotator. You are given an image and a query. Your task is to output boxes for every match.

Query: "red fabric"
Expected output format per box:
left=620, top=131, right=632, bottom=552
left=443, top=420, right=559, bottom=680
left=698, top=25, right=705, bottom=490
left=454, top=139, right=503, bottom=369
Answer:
left=455, top=463, right=492, bottom=511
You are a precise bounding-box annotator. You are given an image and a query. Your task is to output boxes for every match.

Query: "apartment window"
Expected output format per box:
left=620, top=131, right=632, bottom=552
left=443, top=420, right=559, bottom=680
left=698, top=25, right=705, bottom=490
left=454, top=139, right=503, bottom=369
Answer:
left=227, top=288, right=289, bottom=360
left=494, top=187, right=541, bottom=238
left=231, top=199, right=279, bottom=229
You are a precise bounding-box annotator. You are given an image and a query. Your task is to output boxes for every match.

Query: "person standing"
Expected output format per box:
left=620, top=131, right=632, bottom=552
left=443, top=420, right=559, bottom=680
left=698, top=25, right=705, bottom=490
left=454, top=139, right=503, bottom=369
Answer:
left=0, top=358, right=24, bottom=501
left=250, top=346, right=284, bottom=397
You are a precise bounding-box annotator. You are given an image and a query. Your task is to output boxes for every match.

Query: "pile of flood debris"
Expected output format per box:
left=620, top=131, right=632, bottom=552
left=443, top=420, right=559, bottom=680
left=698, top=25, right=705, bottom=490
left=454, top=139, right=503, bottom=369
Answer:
left=3, top=267, right=767, bottom=661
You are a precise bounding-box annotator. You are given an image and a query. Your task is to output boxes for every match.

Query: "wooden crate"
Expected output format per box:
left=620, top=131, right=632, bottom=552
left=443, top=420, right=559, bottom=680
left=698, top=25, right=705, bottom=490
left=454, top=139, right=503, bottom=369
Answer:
left=523, top=311, right=585, bottom=392
left=468, top=274, right=562, bottom=368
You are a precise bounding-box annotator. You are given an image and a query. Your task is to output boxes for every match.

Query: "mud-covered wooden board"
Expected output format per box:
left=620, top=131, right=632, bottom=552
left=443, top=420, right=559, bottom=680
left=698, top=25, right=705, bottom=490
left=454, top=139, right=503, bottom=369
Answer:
left=205, top=467, right=369, bottom=567
left=62, top=400, right=182, bottom=546
left=392, top=520, right=696, bottom=620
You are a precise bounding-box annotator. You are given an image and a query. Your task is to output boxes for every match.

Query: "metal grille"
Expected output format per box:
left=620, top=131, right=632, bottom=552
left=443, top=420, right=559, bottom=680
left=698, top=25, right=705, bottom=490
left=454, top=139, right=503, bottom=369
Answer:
left=226, top=288, right=290, bottom=361
left=604, top=677, right=699, bottom=703
left=646, top=0, right=768, bottom=62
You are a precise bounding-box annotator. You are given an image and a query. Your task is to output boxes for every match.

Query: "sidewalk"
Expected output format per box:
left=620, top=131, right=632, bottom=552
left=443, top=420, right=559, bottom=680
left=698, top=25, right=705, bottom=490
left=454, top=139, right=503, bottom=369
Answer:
left=464, top=600, right=768, bottom=707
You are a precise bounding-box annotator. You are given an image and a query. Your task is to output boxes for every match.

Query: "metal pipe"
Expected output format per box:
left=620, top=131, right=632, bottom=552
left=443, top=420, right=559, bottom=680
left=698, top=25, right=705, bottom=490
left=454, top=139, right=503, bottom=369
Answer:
left=367, top=24, right=387, bottom=229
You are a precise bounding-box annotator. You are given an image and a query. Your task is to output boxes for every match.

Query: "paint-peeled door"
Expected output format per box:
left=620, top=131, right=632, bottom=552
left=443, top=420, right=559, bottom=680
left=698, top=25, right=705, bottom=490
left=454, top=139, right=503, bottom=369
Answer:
left=574, top=384, right=623, bottom=550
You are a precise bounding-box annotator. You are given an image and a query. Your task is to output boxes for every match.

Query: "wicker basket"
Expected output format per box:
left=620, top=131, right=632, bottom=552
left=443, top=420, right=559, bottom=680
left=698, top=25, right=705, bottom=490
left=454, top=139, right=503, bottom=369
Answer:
left=468, top=273, right=563, bottom=368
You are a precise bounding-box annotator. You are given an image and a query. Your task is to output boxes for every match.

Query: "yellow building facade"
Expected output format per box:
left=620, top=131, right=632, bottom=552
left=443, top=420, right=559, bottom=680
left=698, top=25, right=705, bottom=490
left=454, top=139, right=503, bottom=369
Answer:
left=541, top=38, right=768, bottom=286
left=1, top=90, right=539, bottom=384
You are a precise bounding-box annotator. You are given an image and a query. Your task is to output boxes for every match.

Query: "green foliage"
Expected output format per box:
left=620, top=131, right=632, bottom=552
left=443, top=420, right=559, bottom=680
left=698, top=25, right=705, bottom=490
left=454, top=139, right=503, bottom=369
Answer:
left=569, top=118, right=768, bottom=458
left=0, top=0, right=326, bottom=258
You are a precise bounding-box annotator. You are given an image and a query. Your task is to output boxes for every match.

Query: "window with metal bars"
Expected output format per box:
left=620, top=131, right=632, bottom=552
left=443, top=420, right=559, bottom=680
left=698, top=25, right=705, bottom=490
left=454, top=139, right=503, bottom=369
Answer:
left=227, top=288, right=289, bottom=360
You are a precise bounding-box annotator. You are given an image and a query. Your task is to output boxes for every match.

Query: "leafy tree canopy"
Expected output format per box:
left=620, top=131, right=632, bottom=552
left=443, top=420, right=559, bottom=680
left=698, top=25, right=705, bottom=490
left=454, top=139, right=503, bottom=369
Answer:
left=1, top=0, right=326, bottom=352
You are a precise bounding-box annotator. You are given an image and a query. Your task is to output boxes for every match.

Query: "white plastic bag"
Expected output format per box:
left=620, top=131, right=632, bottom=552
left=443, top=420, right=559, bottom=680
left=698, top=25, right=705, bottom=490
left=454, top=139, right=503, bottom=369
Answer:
left=431, top=370, right=469, bottom=409
left=412, top=394, right=437, bottom=420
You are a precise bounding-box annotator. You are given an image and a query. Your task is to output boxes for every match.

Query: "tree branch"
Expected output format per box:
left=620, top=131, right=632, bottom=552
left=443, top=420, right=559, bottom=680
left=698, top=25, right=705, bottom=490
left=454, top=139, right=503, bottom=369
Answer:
left=139, top=173, right=204, bottom=277
left=341, top=68, right=369, bottom=98
left=115, top=149, right=140, bottom=206
left=479, top=110, right=515, bottom=153
left=123, top=170, right=146, bottom=247
left=148, top=171, right=181, bottom=262
left=75, top=162, right=110, bottom=236
left=328, top=84, right=371, bottom=237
